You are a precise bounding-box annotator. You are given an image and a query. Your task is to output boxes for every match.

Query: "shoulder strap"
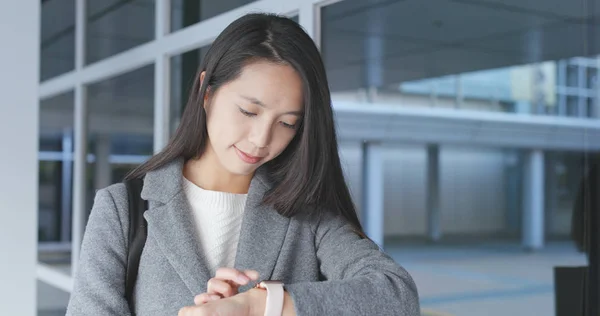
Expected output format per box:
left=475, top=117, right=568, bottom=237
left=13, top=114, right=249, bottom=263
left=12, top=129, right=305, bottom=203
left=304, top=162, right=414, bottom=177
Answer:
left=124, top=178, right=148, bottom=314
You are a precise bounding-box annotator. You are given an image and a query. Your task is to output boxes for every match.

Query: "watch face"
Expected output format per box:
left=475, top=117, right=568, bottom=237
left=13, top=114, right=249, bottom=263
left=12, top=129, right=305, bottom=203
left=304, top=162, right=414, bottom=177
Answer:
left=261, top=280, right=283, bottom=285
left=255, top=280, right=283, bottom=289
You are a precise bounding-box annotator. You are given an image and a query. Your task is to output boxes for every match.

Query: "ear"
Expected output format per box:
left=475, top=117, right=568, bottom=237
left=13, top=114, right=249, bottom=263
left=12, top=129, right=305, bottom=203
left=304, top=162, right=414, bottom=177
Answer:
left=199, top=71, right=210, bottom=107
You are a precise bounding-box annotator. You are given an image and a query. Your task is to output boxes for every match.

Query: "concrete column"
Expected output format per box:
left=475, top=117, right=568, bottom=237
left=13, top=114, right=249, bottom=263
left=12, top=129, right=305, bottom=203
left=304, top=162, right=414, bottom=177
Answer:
left=522, top=149, right=545, bottom=250
left=505, top=150, right=522, bottom=236
left=427, top=145, right=442, bottom=242
left=363, top=9, right=383, bottom=103
left=94, top=134, right=112, bottom=191
left=361, top=142, right=385, bottom=248
left=0, top=0, right=40, bottom=314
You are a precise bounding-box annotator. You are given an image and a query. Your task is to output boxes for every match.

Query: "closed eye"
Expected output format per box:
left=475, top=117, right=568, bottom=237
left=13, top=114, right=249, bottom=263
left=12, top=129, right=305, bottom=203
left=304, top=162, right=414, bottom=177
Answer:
left=280, top=121, right=297, bottom=129
left=238, top=107, right=256, bottom=117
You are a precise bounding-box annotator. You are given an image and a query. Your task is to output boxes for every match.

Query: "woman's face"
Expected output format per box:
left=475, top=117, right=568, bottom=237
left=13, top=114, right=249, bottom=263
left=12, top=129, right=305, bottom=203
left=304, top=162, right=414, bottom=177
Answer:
left=203, top=60, right=304, bottom=176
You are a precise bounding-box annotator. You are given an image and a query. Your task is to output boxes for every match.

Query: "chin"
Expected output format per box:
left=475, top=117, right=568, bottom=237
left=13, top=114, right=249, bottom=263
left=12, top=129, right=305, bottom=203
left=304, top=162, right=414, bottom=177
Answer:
left=225, top=163, right=259, bottom=177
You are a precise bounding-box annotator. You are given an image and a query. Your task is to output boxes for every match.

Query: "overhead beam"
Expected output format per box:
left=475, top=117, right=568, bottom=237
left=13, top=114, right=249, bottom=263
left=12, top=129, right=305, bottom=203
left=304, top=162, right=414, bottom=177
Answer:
left=334, top=102, right=600, bottom=151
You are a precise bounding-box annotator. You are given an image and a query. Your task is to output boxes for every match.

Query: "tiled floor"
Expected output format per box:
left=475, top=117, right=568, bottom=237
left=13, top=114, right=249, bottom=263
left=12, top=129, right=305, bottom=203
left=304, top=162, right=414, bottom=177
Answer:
left=38, top=241, right=587, bottom=316
left=387, top=241, right=587, bottom=316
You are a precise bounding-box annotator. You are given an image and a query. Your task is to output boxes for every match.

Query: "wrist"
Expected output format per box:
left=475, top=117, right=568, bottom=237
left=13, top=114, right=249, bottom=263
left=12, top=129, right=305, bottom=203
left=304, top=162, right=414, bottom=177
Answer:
left=244, top=288, right=267, bottom=316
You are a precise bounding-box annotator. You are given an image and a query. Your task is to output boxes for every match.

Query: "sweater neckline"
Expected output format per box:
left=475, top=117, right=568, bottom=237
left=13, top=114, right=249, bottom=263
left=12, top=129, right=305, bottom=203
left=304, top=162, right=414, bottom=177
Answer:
left=182, top=176, right=247, bottom=211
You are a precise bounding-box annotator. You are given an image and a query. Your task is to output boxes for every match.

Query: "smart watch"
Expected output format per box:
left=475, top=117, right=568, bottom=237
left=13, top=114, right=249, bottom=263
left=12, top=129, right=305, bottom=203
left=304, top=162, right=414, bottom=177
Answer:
left=254, top=280, right=284, bottom=316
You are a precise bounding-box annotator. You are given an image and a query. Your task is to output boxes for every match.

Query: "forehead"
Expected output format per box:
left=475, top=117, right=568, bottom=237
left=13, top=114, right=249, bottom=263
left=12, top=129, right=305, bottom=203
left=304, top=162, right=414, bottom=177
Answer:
left=225, top=60, right=304, bottom=111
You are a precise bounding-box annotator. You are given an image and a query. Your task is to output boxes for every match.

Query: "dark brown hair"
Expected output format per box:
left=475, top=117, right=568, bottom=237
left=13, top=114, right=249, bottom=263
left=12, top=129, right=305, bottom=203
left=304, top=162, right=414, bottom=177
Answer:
left=126, top=13, right=366, bottom=238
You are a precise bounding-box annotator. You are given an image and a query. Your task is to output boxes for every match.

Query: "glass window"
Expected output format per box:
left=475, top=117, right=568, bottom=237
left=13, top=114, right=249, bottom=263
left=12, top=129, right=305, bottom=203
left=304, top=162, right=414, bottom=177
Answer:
left=321, top=1, right=594, bottom=315
left=41, top=0, right=75, bottom=81
left=319, top=0, right=599, bottom=116
left=171, top=0, right=258, bottom=32
left=86, top=65, right=154, bottom=213
left=86, top=0, right=155, bottom=64
left=39, top=91, right=74, bottom=244
left=38, top=280, right=70, bottom=315
left=170, top=46, right=210, bottom=135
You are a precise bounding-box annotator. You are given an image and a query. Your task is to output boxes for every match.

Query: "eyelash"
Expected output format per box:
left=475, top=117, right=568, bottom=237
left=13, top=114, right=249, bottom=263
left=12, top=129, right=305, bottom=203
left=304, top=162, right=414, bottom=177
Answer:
left=238, top=108, right=255, bottom=117
left=238, top=107, right=297, bottom=130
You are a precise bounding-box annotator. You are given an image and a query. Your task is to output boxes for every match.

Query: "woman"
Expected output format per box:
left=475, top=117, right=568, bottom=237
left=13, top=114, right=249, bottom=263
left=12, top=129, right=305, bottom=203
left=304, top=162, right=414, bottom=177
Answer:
left=66, top=13, right=419, bottom=316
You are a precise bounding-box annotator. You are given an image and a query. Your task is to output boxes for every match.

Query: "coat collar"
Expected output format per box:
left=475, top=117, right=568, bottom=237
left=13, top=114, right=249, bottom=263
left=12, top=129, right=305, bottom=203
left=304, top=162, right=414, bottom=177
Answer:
left=140, top=158, right=290, bottom=295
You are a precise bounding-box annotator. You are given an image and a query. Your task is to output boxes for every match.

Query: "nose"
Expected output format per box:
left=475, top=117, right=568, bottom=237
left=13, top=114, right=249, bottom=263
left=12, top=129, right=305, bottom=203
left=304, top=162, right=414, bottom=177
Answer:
left=248, top=120, right=272, bottom=149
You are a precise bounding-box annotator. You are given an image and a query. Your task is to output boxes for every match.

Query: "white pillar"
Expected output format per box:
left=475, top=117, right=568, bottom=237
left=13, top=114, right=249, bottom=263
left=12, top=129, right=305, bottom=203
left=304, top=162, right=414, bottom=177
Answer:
left=523, top=149, right=545, bottom=250
left=361, top=142, right=385, bottom=248
left=427, top=145, right=441, bottom=242
left=94, top=135, right=112, bottom=191
left=0, top=1, right=40, bottom=315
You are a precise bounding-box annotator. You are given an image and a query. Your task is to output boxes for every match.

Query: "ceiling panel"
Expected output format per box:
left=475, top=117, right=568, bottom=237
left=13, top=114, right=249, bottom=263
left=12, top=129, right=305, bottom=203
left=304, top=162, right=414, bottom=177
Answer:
left=324, top=0, right=555, bottom=45
left=380, top=47, right=522, bottom=83
left=322, top=30, right=432, bottom=69
left=459, top=0, right=600, bottom=19
left=322, top=0, right=600, bottom=91
left=476, top=21, right=600, bottom=62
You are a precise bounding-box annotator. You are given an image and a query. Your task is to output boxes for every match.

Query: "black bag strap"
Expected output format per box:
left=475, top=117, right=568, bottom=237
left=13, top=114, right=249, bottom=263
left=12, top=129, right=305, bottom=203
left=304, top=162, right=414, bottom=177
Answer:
left=124, top=178, right=148, bottom=314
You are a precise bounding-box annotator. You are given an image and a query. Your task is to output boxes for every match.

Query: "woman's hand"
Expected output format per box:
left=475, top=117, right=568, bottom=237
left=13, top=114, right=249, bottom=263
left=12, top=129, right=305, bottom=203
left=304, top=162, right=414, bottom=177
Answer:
left=179, top=287, right=268, bottom=316
left=178, top=292, right=256, bottom=316
left=194, top=267, right=260, bottom=304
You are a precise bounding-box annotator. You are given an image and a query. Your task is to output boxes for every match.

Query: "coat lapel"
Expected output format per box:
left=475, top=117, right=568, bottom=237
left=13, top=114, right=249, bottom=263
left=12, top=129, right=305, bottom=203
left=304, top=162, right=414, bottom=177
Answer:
left=139, top=159, right=290, bottom=295
left=234, top=168, right=290, bottom=293
left=141, top=159, right=211, bottom=295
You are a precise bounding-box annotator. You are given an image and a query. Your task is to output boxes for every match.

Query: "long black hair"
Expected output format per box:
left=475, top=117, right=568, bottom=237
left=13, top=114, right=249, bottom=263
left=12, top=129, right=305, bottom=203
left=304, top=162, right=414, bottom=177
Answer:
left=126, top=13, right=366, bottom=238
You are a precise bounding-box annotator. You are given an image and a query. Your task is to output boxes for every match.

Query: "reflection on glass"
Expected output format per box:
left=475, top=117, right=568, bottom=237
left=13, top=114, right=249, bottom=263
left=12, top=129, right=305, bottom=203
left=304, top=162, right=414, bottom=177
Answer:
left=321, top=0, right=600, bottom=119
left=320, top=0, right=596, bottom=314
left=86, top=65, right=154, bottom=213
left=171, top=0, right=258, bottom=31
left=41, top=0, right=75, bottom=81
left=170, top=46, right=210, bottom=135
left=39, top=92, right=75, bottom=243
left=86, top=0, right=155, bottom=64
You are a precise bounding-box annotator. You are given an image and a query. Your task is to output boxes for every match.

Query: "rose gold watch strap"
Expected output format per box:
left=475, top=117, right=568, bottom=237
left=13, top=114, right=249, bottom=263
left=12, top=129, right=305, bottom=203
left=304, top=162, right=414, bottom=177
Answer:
left=259, top=281, right=284, bottom=316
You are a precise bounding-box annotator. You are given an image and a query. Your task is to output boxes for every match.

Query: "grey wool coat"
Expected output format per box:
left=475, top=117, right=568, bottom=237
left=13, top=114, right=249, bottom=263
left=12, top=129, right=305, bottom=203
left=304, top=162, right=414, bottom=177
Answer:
left=66, top=158, right=420, bottom=315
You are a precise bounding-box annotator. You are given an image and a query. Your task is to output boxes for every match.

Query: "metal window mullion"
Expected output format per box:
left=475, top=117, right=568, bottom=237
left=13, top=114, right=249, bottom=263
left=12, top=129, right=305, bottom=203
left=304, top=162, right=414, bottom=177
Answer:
left=299, top=2, right=319, bottom=48
left=557, top=60, right=566, bottom=116
left=71, top=0, right=88, bottom=276
left=311, top=0, right=346, bottom=8
left=41, top=0, right=307, bottom=100
left=60, top=129, right=74, bottom=243
left=578, top=64, right=587, bottom=117
left=154, top=0, right=171, bottom=153
left=154, top=55, right=171, bottom=153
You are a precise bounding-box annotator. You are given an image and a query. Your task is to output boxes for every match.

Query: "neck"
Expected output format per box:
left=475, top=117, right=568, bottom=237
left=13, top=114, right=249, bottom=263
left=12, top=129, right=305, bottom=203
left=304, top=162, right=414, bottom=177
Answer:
left=183, top=147, right=253, bottom=194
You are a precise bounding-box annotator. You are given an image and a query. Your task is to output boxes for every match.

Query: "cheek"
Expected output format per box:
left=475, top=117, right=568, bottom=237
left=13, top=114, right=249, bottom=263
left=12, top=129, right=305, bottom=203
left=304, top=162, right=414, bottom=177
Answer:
left=268, top=131, right=296, bottom=158
left=208, top=110, right=248, bottom=146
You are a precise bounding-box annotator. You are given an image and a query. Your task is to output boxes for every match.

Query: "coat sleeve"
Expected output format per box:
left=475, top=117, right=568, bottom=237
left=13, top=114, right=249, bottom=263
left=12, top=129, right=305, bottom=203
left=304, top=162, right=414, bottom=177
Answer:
left=284, top=211, right=420, bottom=316
left=66, top=185, right=132, bottom=316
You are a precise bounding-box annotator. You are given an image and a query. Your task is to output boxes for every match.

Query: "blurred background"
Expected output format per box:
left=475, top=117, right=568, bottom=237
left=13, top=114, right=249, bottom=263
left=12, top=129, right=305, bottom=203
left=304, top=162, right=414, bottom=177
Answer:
left=3, top=0, right=600, bottom=315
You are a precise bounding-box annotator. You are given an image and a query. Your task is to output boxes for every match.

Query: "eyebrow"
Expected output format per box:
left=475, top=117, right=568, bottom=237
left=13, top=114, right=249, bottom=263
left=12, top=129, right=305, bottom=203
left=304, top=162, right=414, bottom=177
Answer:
left=239, top=94, right=303, bottom=116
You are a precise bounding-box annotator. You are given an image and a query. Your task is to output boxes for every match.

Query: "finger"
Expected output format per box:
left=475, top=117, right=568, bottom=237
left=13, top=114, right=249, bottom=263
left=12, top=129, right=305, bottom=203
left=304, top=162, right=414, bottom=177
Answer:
left=214, top=267, right=259, bottom=285
left=194, top=293, right=221, bottom=305
left=178, top=306, right=195, bottom=316
left=242, top=269, right=260, bottom=281
left=207, top=278, right=237, bottom=297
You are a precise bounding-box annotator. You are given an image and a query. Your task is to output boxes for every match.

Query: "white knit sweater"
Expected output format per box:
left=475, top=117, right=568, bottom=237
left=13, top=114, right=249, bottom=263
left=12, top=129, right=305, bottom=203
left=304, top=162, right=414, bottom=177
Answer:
left=182, top=177, right=247, bottom=275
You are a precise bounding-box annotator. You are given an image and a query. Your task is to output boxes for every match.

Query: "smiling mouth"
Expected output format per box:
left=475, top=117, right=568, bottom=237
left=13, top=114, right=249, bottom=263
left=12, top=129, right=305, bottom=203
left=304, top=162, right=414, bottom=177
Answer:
left=234, top=146, right=264, bottom=164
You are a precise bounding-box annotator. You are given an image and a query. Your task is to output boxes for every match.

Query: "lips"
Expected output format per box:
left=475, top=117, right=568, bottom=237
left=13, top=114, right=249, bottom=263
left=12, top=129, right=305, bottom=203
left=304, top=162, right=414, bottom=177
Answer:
left=234, top=146, right=263, bottom=164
